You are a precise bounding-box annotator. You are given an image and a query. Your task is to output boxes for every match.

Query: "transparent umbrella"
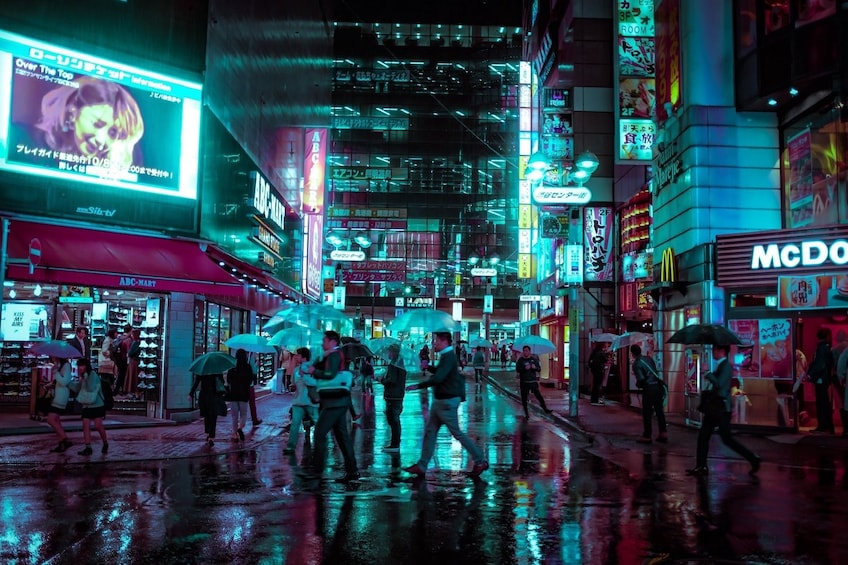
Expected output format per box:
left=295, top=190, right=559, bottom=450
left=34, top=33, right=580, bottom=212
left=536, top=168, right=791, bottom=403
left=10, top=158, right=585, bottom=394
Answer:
left=611, top=332, right=653, bottom=351
left=268, top=327, right=323, bottom=351
left=278, top=303, right=353, bottom=333
left=387, top=309, right=460, bottom=333
left=223, top=333, right=277, bottom=354
left=469, top=337, right=493, bottom=349
left=511, top=335, right=556, bottom=355
left=367, top=336, right=402, bottom=351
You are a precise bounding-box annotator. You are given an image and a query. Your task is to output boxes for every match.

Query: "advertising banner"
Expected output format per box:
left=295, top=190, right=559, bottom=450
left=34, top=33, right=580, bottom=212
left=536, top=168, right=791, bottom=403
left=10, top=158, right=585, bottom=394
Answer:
left=655, top=0, right=682, bottom=124
left=0, top=30, right=201, bottom=199
left=304, top=214, right=323, bottom=299
left=303, top=128, right=326, bottom=214
left=584, top=207, right=614, bottom=282
left=0, top=302, right=49, bottom=341
left=778, top=274, right=848, bottom=310
left=728, top=319, right=760, bottom=378
left=615, top=0, right=656, bottom=163
left=787, top=129, right=813, bottom=227
left=758, top=319, right=792, bottom=378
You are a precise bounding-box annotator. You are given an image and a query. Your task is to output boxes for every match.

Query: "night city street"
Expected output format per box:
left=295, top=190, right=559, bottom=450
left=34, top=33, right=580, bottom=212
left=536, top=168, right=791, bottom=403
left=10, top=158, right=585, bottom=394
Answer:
left=2, top=374, right=848, bottom=564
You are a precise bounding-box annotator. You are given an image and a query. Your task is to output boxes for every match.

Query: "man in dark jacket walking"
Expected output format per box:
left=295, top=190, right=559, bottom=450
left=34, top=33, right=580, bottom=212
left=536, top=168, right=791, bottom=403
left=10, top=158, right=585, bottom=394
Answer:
left=588, top=342, right=608, bottom=405
left=810, top=328, right=835, bottom=433
left=403, top=331, right=489, bottom=478
left=515, top=346, right=553, bottom=419
left=305, top=330, right=359, bottom=483
left=378, top=344, right=407, bottom=452
left=631, top=344, right=668, bottom=443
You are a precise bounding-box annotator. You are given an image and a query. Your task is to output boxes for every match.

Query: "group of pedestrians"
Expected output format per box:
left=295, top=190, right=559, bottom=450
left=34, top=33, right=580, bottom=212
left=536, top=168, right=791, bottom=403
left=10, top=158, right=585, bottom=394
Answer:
left=188, top=349, right=264, bottom=447
left=44, top=356, right=109, bottom=456
left=280, top=330, right=489, bottom=483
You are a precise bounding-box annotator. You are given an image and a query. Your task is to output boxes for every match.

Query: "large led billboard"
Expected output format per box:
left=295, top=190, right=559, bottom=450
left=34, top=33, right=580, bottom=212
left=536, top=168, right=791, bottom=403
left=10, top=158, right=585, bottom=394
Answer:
left=0, top=30, right=201, bottom=200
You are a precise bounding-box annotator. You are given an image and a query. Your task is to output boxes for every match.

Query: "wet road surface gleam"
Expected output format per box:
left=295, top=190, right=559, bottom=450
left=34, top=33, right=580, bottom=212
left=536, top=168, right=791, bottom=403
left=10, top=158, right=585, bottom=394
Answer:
left=2, top=382, right=848, bottom=564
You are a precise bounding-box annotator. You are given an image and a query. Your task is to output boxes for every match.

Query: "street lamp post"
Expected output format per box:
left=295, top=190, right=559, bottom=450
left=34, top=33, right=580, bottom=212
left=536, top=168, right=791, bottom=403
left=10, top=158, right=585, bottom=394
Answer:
left=528, top=150, right=600, bottom=419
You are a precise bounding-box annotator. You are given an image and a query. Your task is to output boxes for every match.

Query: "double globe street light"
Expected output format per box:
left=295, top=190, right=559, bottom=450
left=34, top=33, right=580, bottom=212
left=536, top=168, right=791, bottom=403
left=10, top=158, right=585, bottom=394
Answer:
left=526, top=148, right=600, bottom=418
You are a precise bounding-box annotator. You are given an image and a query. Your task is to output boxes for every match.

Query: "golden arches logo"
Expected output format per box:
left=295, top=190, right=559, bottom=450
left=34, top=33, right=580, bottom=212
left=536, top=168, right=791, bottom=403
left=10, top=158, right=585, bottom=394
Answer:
left=660, top=248, right=676, bottom=283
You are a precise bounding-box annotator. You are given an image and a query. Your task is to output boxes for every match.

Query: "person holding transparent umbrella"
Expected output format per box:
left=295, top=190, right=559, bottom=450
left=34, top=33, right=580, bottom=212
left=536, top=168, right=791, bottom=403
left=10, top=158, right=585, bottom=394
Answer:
left=46, top=355, right=74, bottom=453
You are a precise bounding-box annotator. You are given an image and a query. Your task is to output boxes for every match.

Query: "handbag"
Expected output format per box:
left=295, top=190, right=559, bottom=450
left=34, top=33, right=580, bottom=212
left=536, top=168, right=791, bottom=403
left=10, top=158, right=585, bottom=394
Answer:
left=215, top=396, right=228, bottom=417
left=315, top=370, right=354, bottom=398
left=697, top=388, right=724, bottom=415
left=76, top=386, right=100, bottom=406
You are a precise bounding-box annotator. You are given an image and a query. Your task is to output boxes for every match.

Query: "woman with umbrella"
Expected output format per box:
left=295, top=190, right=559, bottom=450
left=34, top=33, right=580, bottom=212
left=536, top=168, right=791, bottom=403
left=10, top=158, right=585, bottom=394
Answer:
left=188, top=353, right=233, bottom=448
left=46, top=355, right=75, bottom=453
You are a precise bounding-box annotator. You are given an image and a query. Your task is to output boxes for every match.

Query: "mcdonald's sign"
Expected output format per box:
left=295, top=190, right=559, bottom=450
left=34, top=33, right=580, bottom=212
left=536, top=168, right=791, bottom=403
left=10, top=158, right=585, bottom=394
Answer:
left=660, top=248, right=676, bottom=283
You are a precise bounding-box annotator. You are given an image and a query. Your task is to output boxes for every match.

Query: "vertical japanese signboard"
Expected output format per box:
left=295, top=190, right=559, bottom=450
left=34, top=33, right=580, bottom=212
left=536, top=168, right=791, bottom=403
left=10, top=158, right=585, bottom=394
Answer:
left=303, top=128, right=327, bottom=215
left=615, top=0, right=656, bottom=162
left=655, top=0, right=682, bottom=124
left=584, top=207, right=614, bottom=282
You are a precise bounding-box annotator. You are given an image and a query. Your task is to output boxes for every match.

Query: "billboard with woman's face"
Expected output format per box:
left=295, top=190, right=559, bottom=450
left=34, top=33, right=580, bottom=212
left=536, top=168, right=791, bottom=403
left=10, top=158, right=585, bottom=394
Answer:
left=0, top=30, right=202, bottom=202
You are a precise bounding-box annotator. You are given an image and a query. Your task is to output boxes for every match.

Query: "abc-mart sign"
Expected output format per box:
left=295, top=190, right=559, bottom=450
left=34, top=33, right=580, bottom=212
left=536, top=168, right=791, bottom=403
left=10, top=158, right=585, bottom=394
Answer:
left=532, top=186, right=592, bottom=206
left=751, top=240, right=848, bottom=269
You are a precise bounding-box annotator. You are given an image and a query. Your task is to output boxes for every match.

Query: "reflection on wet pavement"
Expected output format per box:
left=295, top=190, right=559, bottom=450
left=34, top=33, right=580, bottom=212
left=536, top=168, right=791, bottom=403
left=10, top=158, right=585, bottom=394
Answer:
left=1, top=381, right=848, bottom=563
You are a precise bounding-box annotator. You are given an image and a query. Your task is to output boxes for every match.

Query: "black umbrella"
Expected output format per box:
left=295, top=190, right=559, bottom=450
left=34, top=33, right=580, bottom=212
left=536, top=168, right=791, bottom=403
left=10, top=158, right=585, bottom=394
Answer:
left=340, top=337, right=374, bottom=360
left=667, top=324, right=743, bottom=346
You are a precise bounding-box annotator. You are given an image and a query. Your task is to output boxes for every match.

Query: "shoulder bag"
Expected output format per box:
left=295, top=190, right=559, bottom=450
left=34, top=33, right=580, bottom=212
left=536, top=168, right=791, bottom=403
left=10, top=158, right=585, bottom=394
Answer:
left=315, top=352, right=353, bottom=398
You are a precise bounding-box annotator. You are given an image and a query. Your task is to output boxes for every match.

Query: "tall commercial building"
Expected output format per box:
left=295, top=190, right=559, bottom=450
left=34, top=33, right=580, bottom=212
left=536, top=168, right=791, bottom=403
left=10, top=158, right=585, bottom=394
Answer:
left=326, top=3, right=523, bottom=339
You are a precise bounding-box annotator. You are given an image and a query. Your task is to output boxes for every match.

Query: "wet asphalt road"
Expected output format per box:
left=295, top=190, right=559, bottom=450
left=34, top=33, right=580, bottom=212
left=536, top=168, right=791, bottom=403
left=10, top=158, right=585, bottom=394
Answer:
left=2, top=384, right=848, bottom=564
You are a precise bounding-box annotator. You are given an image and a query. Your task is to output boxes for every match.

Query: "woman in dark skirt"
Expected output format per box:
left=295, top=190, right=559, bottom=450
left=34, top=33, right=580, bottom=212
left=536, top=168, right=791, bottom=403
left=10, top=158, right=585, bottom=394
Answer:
left=189, top=372, right=225, bottom=447
left=76, top=358, right=108, bottom=456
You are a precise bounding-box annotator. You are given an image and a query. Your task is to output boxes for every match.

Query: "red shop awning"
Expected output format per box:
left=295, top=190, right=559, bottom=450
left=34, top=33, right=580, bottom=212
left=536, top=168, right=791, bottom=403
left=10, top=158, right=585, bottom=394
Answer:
left=5, top=220, right=244, bottom=296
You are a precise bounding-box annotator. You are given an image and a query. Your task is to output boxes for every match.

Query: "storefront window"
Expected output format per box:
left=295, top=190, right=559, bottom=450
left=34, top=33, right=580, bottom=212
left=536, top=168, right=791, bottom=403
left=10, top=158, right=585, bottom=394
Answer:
left=1, top=282, right=167, bottom=415
left=782, top=102, right=847, bottom=228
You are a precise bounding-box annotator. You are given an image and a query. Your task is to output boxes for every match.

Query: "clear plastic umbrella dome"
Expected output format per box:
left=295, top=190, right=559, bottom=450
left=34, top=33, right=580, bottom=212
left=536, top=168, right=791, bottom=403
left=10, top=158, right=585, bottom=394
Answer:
left=512, top=335, right=556, bottom=355
left=277, top=303, right=353, bottom=333
left=387, top=309, right=460, bottom=333
left=224, top=333, right=276, bottom=354
left=268, top=327, right=323, bottom=351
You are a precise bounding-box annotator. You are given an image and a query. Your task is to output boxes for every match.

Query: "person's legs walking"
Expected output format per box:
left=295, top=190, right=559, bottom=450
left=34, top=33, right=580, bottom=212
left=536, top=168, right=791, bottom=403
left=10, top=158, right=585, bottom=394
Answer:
left=386, top=400, right=402, bottom=447
left=249, top=386, right=262, bottom=425
left=286, top=406, right=306, bottom=452
left=590, top=371, right=604, bottom=404
left=330, top=412, right=358, bottom=477
left=312, top=405, right=344, bottom=475
left=694, top=411, right=717, bottom=470
left=814, top=382, right=834, bottom=432
left=438, top=397, right=485, bottom=464
left=520, top=382, right=530, bottom=417
left=639, top=392, right=654, bottom=441
left=529, top=382, right=551, bottom=412
left=415, top=402, right=445, bottom=469
left=716, top=411, right=760, bottom=472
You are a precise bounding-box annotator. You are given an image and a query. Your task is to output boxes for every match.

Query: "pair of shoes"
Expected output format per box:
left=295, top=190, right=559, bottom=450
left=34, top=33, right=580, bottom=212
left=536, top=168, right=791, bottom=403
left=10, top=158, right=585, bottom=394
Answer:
left=636, top=437, right=652, bottom=444
left=78, top=446, right=93, bottom=456
left=50, top=441, right=68, bottom=453
left=252, top=419, right=263, bottom=426
left=403, top=463, right=426, bottom=477
left=749, top=456, right=761, bottom=476
left=590, top=401, right=605, bottom=406
left=206, top=438, right=214, bottom=447
left=237, top=429, right=245, bottom=441
left=334, top=472, right=360, bottom=483
left=656, top=434, right=669, bottom=443
left=544, top=409, right=553, bottom=414
left=101, top=442, right=109, bottom=454
left=382, top=445, right=400, bottom=452
left=352, top=413, right=361, bottom=421
left=470, top=460, right=490, bottom=477
left=283, top=448, right=295, bottom=455
left=686, top=466, right=709, bottom=476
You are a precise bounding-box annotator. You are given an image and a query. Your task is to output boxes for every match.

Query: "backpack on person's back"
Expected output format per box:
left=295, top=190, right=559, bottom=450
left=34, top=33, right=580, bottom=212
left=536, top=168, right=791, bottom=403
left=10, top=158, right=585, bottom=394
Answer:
left=109, top=335, right=128, bottom=363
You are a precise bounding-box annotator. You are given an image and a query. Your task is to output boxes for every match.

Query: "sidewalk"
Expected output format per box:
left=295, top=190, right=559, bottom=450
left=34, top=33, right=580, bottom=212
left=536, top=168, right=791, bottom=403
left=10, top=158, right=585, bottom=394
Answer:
left=481, top=368, right=848, bottom=469
left=0, top=390, right=291, bottom=465
left=1, top=371, right=845, bottom=468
